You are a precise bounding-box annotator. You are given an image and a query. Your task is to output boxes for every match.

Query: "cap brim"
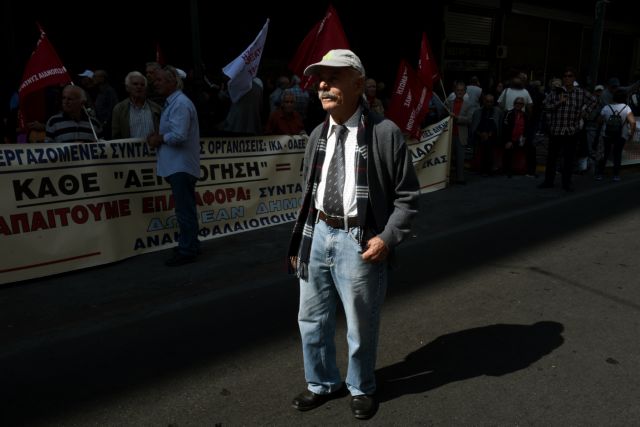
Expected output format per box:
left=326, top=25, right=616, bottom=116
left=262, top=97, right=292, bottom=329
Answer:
left=303, top=60, right=357, bottom=76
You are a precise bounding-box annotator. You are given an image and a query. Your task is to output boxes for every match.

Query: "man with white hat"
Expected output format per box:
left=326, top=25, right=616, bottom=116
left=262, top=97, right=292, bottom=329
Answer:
left=288, top=49, right=420, bottom=419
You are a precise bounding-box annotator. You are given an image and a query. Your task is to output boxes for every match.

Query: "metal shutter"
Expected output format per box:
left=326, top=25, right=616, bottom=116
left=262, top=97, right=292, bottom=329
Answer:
left=446, top=11, right=494, bottom=45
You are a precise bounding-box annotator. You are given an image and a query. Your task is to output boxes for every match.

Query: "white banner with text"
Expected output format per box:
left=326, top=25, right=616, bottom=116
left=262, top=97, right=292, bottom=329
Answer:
left=0, top=135, right=306, bottom=284
left=0, top=124, right=450, bottom=286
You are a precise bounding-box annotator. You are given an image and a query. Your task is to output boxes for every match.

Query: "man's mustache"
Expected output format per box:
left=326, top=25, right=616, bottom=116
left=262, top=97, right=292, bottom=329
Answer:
left=318, top=91, right=337, bottom=101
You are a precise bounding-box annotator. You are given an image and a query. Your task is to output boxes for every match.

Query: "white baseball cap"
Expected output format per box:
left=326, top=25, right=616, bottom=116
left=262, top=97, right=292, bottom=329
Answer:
left=304, top=49, right=365, bottom=76
left=78, top=69, right=94, bottom=78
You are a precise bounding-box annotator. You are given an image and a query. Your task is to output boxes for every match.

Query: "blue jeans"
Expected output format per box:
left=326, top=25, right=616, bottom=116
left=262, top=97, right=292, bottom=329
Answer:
left=298, top=219, right=388, bottom=396
left=166, top=172, right=200, bottom=256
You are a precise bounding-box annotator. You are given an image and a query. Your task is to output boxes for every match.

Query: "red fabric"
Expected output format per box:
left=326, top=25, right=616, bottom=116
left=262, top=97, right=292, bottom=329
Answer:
left=511, top=111, right=525, bottom=142
left=386, top=59, right=432, bottom=138
left=417, top=32, right=440, bottom=90
left=18, top=26, right=71, bottom=125
left=288, top=4, right=349, bottom=89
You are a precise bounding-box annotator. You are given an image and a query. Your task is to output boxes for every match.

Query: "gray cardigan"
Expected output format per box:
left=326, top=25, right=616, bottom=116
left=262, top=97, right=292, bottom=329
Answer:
left=111, top=99, right=162, bottom=140
left=302, top=111, right=420, bottom=249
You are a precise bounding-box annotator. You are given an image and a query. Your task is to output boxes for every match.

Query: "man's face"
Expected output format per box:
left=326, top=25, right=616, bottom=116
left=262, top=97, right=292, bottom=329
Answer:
left=61, top=87, right=84, bottom=115
left=315, top=67, right=363, bottom=115
left=562, top=71, right=575, bottom=88
left=154, top=71, right=175, bottom=96
left=365, top=79, right=377, bottom=97
left=127, top=76, right=147, bottom=98
left=93, top=71, right=106, bottom=85
left=280, top=94, right=295, bottom=113
left=146, top=66, right=159, bottom=82
left=483, top=95, right=495, bottom=108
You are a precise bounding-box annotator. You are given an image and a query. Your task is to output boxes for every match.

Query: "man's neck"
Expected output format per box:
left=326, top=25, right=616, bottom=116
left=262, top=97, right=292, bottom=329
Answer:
left=330, top=103, right=359, bottom=125
left=68, top=110, right=84, bottom=121
left=130, top=96, right=146, bottom=107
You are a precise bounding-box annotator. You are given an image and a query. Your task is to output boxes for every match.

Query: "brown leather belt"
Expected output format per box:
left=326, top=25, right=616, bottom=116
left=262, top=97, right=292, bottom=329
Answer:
left=318, top=211, right=358, bottom=229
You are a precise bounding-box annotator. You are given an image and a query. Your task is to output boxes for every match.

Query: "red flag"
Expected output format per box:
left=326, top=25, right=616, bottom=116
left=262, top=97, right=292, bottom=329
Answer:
left=417, top=32, right=440, bottom=90
left=18, top=25, right=71, bottom=125
left=289, top=4, right=349, bottom=89
left=386, top=59, right=433, bottom=139
left=155, top=42, right=166, bottom=66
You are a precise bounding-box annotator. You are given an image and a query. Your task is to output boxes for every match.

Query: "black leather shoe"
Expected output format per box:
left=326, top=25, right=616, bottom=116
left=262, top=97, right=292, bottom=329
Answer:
left=537, top=182, right=554, bottom=189
left=350, top=394, right=378, bottom=420
left=164, top=253, right=197, bottom=267
left=563, top=185, right=575, bottom=192
left=291, top=386, right=345, bottom=412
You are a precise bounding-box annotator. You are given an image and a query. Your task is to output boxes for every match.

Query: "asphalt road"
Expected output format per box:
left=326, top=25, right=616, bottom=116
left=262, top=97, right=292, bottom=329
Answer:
left=2, top=170, right=640, bottom=426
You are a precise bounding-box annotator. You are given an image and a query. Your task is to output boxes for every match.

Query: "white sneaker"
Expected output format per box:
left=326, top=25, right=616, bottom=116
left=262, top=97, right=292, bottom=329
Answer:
left=595, top=175, right=603, bottom=181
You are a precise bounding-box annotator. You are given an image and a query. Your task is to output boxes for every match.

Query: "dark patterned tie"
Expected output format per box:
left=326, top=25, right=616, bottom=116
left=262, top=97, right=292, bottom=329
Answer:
left=323, top=124, right=348, bottom=216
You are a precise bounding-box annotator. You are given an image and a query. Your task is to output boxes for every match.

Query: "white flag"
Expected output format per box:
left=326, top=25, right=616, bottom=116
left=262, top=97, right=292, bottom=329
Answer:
left=223, top=19, right=269, bottom=103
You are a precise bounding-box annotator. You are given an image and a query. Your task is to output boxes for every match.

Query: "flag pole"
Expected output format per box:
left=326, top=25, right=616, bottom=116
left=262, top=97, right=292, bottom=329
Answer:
left=70, top=82, right=100, bottom=142
left=82, top=105, right=100, bottom=142
left=437, top=82, right=452, bottom=115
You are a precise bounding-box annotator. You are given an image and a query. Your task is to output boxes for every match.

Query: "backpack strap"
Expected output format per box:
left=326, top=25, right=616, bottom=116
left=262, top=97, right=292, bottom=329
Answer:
left=608, top=105, right=622, bottom=116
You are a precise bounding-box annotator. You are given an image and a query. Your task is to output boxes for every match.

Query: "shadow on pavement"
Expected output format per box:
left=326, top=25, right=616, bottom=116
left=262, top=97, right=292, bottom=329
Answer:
left=1, top=176, right=638, bottom=424
left=376, top=321, right=565, bottom=402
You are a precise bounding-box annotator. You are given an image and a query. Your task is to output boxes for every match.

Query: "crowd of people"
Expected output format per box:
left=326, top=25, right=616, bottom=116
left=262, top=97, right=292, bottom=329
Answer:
left=3, top=50, right=640, bottom=421
left=427, top=70, right=639, bottom=188
left=1, top=61, right=638, bottom=192
left=0, top=62, right=395, bottom=145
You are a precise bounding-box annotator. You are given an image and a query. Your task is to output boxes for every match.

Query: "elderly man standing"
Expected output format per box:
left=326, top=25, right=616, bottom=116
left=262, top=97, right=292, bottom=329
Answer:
left=45, top=85, right=102, bottom=143
left=111, top=71, right=162, bottom=139
left=147, top=66, right=201, bottom=266
left=288, top=49, right=420, bottom=420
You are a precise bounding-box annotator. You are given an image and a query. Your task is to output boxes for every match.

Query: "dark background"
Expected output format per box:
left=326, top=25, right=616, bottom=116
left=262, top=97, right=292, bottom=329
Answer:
left=2, top=1, right=443, bottom=95
left=2, top=1, right=638, bottom=106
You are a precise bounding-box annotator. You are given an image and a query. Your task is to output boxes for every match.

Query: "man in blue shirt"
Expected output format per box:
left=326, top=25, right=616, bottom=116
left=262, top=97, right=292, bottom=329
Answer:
left=147, top=66, right=201, bottom=266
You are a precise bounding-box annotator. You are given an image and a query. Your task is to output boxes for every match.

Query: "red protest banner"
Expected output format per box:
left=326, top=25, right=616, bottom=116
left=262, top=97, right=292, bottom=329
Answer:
left=387, top=59, right=432, bottom=139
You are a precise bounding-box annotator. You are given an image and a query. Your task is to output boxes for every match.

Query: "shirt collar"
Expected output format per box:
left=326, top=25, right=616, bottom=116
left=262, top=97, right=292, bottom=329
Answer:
left=164, top=89, right=182, bottom=106
left=328, top=106, right=362, bottom=136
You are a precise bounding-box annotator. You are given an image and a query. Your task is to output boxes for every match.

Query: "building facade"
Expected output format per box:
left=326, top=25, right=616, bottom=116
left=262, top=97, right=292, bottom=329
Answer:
left=441, top=0, right=640, bottom=90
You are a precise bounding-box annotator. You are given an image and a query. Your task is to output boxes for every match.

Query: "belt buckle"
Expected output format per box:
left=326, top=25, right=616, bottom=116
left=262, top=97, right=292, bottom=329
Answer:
left=322, top=211, right=346, bottom=230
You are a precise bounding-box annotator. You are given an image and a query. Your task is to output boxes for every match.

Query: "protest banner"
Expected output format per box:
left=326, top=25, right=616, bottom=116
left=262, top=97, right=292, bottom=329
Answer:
left=0, top=135, right=305, bottom=285
left=407, top=117, right=452, bottom=192
left=1, top=123, right=455, bottom=285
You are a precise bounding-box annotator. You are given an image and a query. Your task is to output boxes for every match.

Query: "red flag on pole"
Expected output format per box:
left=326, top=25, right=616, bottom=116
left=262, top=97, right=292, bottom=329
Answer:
left=289, top=4, right=350, bottom=89
left=417, top=32, right=440, bottom=90
left=386, top=59, right=433, bottom=139
left=18, top=24, right=71, bottom=125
